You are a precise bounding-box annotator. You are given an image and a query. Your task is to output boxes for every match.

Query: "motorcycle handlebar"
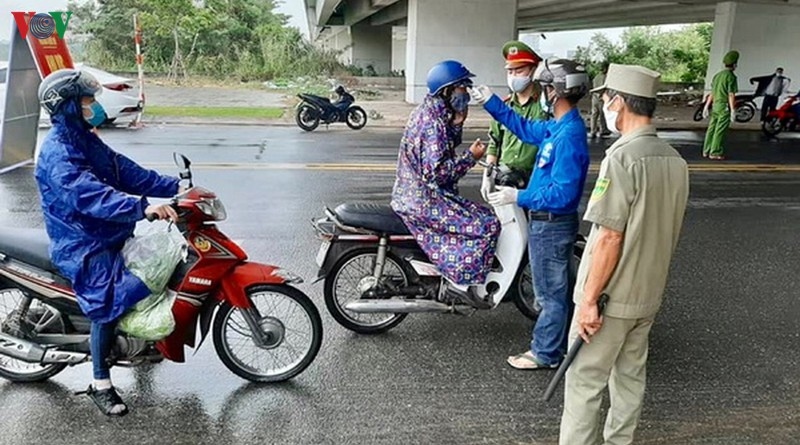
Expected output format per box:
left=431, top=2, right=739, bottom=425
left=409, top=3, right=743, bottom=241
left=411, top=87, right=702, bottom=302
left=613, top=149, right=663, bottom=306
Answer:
left=145, top=201, right=180, bottom=222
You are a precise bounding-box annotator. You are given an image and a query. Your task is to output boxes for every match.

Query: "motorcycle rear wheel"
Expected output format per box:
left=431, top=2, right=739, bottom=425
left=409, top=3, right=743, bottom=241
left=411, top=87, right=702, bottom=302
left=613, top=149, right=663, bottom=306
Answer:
left=0, top=289, right=67, bottom=383
left=213, top=284, right=322, bottom=383
left=324, top=249, right=409, bottom=334
left=295, top=104, right=320, bottom=132
left=693, top=105, right=705, bottom=122
left=735, top=103, right=756, bottom=123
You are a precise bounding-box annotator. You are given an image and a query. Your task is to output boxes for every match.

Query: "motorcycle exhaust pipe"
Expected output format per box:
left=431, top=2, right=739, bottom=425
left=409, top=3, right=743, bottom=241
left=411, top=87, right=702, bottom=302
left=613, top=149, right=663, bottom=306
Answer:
left=0, top=331, right=87, bottom=365
left=345, top=299, right=467, bottom=314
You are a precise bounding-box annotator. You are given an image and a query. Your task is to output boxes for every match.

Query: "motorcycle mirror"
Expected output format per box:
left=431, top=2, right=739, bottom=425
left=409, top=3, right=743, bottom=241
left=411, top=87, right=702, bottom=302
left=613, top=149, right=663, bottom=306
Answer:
left=173, top=152, right=191, bottom=169
left=173, top=152, right=193, bottom=188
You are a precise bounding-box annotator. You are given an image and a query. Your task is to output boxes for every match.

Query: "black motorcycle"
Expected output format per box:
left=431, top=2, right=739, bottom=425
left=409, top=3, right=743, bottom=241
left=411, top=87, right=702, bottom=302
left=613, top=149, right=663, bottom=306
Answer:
left=295, top=86, right=368, bottom=132
left=692, top=93, right=757, bottom=123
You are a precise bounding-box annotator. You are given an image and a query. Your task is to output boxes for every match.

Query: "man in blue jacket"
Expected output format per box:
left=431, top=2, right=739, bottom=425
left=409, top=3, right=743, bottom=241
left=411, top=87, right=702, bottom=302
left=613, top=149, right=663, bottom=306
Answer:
left=470, top=59, right=590, bottom=369
left=34, top=69, right=181, bottom=416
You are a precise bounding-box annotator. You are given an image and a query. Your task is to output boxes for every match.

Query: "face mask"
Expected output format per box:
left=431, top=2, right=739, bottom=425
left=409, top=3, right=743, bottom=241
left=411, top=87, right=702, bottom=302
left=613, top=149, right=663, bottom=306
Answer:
left=449, top=91, right=470, bottom=114
left=82, top=101, right=107, bottom=128
left=507, top=75, right=532, bottom=93
left=539, top=88, right=556, bottom=114
left=603, top=96, right=620, bottom=134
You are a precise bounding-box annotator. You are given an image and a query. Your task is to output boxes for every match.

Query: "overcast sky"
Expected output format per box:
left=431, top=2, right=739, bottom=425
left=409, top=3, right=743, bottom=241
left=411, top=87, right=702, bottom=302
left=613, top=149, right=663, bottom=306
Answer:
left=0, top=0, right=688, bottom=58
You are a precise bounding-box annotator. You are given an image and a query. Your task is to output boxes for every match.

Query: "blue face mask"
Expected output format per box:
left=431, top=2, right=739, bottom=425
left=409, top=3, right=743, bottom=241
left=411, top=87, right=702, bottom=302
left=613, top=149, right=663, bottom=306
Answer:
left=82, top=101, right=107, bottom=128
left=449, top=91, right=471, bottom=113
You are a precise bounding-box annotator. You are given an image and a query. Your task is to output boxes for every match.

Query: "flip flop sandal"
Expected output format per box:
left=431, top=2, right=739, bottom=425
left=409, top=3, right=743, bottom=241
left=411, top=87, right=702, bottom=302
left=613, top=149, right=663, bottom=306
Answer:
left=506, top=351, right=559, bottom=370
left=76, top=385, right=129, bottom=417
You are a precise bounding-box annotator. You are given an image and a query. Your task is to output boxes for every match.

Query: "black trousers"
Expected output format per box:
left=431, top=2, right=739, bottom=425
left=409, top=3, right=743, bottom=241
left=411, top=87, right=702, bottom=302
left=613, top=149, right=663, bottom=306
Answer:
left=762, top=95, right=779, bottom=121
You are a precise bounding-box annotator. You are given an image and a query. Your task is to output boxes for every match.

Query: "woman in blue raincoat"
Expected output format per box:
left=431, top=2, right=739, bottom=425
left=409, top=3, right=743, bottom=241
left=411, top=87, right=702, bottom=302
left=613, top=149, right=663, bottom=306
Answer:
left=390, top=61, right=500, bottom=307
left=34, top=69, right=180, bottom=416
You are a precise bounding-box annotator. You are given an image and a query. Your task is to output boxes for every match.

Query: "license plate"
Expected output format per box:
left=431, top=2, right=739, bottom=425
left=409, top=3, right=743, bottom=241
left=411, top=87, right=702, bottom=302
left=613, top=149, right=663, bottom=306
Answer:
left=315, top=241, right=331, bottom=267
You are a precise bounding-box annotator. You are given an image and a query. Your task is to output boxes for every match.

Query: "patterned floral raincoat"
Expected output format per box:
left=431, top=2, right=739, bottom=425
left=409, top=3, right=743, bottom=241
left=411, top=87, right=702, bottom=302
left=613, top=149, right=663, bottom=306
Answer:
left=390, top=95, right=500, bottom=285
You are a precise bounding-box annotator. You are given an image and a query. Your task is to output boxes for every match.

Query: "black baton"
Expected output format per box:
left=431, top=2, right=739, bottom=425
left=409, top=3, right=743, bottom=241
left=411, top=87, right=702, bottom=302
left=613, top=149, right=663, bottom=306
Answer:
left=542, top=293, right=610, bottom=402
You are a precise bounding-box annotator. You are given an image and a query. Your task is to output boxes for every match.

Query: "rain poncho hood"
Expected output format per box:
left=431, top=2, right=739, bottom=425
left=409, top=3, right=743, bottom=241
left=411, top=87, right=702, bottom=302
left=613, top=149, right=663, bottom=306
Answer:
left=34, top=99, right=180, bottom=322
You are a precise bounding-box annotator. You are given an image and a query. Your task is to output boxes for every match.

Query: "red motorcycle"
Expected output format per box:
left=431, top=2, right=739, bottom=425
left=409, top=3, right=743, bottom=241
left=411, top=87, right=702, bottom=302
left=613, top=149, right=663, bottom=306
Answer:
left=762, top=94, right=800, bottom=137
left=0, top=154, right=322, bottom=383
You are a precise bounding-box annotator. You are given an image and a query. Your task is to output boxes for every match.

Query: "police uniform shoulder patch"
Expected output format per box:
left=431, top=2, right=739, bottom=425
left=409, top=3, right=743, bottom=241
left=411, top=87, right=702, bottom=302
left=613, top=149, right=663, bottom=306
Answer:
left=590, top=178, right=610, bottom=202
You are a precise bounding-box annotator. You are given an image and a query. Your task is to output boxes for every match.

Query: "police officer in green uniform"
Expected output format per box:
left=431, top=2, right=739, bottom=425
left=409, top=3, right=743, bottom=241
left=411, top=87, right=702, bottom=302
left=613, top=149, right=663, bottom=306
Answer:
left=559, top=64, right=690, bottom=445
left=481, top=41, right=547, bottom=199
left=702, top=50, right=739, bottom=160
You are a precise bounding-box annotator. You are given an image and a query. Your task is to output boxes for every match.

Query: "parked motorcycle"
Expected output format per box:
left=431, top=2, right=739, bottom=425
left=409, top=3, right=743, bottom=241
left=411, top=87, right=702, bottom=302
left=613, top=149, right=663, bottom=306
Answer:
left=762, top=94, right=800, bottom=137
left=295, top=86, right=368, bottom=132
left=312, top=162, right=585, bottom=334
left=692, top=93, right=757, bottom=123
left=0, top=153, right=322, bottom=383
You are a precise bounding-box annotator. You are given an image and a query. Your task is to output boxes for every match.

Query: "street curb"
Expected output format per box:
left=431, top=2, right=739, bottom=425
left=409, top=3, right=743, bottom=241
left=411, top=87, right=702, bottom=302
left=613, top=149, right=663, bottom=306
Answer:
left=139, top=117, right=763, bottom=132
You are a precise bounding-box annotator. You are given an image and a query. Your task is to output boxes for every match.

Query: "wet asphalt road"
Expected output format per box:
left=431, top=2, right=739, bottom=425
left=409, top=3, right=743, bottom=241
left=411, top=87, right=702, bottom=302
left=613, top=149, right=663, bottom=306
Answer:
left=1, top=126, right=799, bottom=445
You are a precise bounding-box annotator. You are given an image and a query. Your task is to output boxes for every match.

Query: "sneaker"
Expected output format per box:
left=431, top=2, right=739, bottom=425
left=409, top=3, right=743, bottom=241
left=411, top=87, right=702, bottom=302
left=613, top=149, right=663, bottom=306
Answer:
left=82, top=385, right=129, bottom=417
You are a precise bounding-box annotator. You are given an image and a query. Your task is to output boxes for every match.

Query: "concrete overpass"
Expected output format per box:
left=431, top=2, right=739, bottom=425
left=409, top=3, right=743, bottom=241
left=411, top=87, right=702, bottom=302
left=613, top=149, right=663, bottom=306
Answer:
left=304, top=0, right=800, bottom=103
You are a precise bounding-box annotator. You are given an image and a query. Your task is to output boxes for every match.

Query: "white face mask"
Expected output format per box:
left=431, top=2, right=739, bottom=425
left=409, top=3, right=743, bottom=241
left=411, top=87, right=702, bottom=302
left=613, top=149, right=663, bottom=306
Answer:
left=507, top=74, right=532, bottom=93
left=603, top=96, right=620, bottom=134
left=539, top=88, right=555, bottom=114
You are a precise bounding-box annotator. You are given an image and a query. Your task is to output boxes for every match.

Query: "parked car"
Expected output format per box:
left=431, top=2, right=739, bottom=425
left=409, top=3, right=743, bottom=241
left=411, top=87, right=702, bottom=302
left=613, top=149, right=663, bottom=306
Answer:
left=0, top=63, right=142, bottom=126
left=74, top=64, right=143, bottom=125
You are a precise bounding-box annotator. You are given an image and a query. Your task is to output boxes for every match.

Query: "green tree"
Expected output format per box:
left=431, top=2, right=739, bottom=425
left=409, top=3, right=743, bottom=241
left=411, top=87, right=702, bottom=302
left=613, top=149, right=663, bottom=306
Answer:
left=574, top=24, right=713, bottom=83
left=67, top=0, right=344, bottom=82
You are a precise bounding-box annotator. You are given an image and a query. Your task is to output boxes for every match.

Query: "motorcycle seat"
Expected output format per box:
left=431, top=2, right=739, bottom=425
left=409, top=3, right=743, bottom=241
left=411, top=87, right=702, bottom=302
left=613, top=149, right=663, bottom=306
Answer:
left=334, top=203, right=411, bottom=235
left=0, top=227, right=58, bottom=273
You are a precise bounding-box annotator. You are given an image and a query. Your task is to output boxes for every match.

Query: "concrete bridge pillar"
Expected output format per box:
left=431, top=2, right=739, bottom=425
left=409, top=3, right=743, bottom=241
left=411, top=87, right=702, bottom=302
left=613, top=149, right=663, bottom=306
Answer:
left=706, top=1, right=800, bottom=95
left=405, top=0, right=517, bottom=103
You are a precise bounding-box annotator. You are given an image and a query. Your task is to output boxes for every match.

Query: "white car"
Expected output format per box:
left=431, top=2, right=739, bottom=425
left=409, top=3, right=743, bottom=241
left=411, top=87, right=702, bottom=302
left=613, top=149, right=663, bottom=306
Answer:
left=0, top=63, right=143, bottom=126
left=73, top=64, right=143, bottom=125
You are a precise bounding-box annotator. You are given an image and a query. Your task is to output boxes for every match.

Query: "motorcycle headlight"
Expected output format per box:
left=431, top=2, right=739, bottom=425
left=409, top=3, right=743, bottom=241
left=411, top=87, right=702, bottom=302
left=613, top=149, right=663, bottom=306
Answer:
left=196, top=197, right=227, bottom=221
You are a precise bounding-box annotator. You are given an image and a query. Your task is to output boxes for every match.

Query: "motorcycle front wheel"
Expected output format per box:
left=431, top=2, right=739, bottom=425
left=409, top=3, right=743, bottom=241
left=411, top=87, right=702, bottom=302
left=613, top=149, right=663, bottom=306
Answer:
left=213, top=284, right=322, bottom=383
left=762, top=117, right=784, bottom=137
left=324, top=249, right=409, bottom=334
left=295, top=104, right=320, bottom=132
left=345, top=106, right=368, bottom=130
left=512, top=247, right=584, bottom=321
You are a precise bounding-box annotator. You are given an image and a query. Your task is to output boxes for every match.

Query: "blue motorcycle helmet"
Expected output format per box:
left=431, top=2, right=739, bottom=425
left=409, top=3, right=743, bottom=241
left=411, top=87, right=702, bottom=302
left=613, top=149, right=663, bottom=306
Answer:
left=426, top=60, right=475, bottom=96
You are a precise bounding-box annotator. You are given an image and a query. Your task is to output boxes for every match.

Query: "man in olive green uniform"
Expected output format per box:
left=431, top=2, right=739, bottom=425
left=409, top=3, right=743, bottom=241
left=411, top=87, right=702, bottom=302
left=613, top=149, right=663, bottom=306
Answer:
left=590, top=62, right=610, bottom=139
left=702, top=50, right=740, bottom=160
left=559, top=64, right=689, bottom=445
left=481, top=41, right=547, bottom=199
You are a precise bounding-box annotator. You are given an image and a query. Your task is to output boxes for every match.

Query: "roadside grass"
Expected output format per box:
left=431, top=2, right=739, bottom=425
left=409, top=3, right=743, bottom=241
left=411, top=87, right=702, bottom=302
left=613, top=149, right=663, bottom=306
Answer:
left=145, top=106, right=285, bottom=119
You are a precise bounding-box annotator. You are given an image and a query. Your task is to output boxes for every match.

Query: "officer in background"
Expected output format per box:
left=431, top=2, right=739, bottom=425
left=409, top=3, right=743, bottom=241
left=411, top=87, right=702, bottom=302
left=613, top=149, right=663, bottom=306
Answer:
left=702, top=50, right=739, bottom=160
left=589, top=62, right=611, bottom=139
left=559, top=64, right=689, bottom=445
left=481, top=41, right=547, bottom=199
